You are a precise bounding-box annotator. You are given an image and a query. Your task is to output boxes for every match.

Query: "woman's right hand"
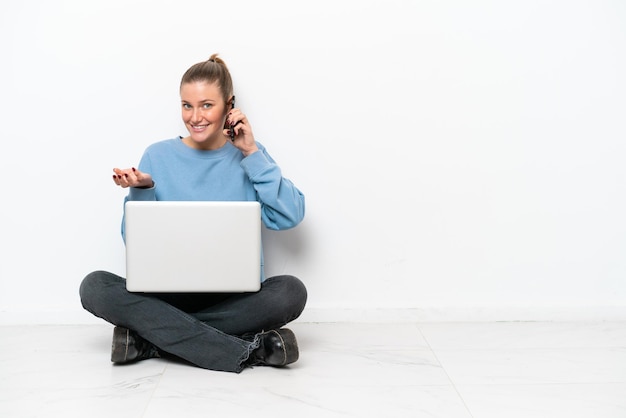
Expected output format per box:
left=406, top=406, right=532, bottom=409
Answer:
left=112, top=167, right=154, bottom=189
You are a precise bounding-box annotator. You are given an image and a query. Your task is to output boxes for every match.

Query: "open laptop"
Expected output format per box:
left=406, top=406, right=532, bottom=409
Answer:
left=124, top=201, right=262, bottom=293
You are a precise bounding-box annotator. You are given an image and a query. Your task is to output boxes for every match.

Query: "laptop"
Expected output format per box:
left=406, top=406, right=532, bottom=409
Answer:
left=124, top=201, right=262, bottom=293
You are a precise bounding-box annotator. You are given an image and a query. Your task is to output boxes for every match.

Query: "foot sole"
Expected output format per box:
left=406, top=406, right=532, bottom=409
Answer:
left=111, top=326, right=130, bottom=363
left=275, top=328, right=299, bottom=366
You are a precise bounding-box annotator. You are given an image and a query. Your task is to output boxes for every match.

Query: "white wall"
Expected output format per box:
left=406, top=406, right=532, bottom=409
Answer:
left=1, top=0, right=625, bottom=324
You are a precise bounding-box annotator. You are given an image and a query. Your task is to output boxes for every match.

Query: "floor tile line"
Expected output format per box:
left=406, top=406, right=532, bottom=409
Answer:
left=415, top=323, right=476, bottom=418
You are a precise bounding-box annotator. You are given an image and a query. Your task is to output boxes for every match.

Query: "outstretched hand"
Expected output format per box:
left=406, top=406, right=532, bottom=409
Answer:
left=112, top=167, right=153, bottom=189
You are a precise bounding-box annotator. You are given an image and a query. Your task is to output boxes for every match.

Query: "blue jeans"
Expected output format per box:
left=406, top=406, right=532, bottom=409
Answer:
left=79, top=270, right=307, bottom=373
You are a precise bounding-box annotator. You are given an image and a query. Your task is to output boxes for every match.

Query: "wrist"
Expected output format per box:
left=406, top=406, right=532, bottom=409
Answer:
left=242, top=146, right=259, bottom=158
left=135, top=181, right=154, bottom=189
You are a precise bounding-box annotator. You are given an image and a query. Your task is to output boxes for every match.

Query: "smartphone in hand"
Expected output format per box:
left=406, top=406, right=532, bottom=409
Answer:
left=225, top=96, right=236, bottom=141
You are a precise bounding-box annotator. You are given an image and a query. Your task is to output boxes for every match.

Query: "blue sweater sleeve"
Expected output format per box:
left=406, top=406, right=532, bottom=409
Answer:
left=241, top=148, right=305, bottom=230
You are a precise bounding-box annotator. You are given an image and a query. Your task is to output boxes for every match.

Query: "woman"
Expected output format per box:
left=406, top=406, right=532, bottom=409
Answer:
left=79, top=54, right=307, bottom=373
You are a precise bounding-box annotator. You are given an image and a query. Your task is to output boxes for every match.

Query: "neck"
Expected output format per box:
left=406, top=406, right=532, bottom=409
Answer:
left=182, top=135, right=227, bottom=151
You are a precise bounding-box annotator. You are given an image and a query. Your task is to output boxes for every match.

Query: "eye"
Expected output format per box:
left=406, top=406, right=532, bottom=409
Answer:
left=182, top=103, right=191, bottom=109
left=202, top=103, right=213, bottom=109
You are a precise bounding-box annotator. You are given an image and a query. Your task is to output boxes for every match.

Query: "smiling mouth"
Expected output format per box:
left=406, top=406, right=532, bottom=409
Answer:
left=191, top=124, right=208, bottom=131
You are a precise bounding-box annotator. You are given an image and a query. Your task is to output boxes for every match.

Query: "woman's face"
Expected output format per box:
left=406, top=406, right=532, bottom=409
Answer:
left=180, top=81, right=229, bottom=149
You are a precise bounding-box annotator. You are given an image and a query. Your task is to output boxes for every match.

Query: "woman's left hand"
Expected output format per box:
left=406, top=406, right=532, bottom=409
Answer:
left=225, top=108, right=259, bottom=157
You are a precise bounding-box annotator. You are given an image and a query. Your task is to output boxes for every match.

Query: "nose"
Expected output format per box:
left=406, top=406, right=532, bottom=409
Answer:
left=191, top=108, right=202, bottom=123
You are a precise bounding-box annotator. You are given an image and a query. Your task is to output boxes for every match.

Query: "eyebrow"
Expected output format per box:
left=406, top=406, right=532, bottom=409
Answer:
left=181, top=99, right=216, bottom=103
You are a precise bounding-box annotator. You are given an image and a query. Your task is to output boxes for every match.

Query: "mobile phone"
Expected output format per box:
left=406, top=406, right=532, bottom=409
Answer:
left=225, top=96, right=236, bottom=141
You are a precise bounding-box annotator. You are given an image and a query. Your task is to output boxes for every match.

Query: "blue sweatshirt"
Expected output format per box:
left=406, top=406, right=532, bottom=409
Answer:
left=121, top=136, right=305, bottom=282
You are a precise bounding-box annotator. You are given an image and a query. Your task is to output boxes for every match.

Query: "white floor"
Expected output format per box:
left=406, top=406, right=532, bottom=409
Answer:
left=1, top=321, right=625, bottom=418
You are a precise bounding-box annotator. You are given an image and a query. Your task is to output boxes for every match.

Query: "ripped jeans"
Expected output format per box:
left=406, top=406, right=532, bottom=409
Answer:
left=79, top=270, right=307, bottom=373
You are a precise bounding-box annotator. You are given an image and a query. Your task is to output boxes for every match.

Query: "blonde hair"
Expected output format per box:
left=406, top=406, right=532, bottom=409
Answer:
left=180, top=53, right=233, bottom=105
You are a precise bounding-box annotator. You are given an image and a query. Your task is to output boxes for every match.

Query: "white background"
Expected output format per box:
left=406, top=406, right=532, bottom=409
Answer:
left=1, top=0, right=625, bottom=323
